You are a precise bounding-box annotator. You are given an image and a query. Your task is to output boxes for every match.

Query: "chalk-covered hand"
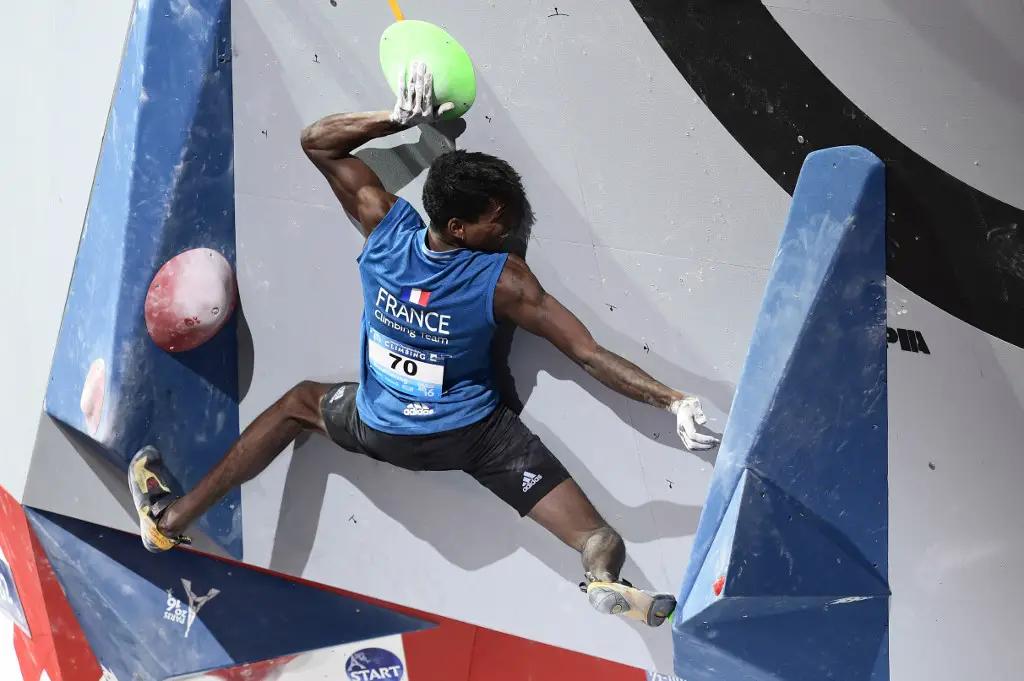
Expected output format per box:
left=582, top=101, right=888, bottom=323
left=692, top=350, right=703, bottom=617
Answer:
left=389, top=60, right=455, bottom=126
left=670, top=396, right=720, bottom=452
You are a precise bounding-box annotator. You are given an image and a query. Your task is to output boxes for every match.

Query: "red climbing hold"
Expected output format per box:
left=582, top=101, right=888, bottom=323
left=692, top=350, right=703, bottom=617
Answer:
left=145, top=247, right=237, bottom=353
left=713, top=575, right=725, bottom=597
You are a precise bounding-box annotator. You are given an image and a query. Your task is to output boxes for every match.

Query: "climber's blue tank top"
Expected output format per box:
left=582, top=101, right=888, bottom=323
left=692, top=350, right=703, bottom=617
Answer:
left=355, top=198, right=509, bottom=435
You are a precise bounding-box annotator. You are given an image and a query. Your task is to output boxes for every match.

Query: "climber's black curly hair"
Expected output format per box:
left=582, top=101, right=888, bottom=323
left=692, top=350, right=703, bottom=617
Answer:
left=422, top=149, right=534, bottom=232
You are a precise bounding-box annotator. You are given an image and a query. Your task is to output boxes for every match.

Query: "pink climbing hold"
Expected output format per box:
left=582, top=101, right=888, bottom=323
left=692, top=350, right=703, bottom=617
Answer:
left=80, top=358, right=106, bottom=436
left=145, top=248, right=237, bottom=353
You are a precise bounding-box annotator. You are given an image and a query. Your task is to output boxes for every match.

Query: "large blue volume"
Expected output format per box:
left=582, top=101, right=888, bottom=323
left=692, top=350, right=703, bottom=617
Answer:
left=26, top=508, right=434, bottom=681
left=672, top=146, right=889, bottom=681
left=44, top=0, right=242, bottom=557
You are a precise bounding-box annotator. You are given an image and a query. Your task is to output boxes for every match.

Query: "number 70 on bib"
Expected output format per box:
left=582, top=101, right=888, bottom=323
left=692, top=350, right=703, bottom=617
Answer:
left=368, top=329, right=445, bottom=399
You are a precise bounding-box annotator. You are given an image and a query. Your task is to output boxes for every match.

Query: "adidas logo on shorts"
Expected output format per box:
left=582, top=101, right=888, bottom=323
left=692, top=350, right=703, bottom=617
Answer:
left=403, top=402, right=435, bottom=417
left=522, top=471, right=542, bottom=492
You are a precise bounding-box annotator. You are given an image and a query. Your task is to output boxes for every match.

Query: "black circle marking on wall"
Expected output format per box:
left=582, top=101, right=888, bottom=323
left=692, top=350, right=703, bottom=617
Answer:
left=630, top=0, right=1024, bottom=349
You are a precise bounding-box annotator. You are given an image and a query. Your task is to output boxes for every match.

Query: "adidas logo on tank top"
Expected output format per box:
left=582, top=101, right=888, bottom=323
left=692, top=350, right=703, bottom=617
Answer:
left=403, top=403, right=435, bottom=417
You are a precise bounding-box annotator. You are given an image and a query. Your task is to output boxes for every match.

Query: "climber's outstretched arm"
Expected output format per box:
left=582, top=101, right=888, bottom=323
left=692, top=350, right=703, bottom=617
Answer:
left=299, top=61, right=454, bottom=237
left=299, top=111, right=402, bottom=236
left=494, top=254, right=720, bottom=452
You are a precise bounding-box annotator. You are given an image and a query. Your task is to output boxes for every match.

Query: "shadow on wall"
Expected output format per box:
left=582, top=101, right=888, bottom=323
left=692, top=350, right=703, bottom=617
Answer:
left=242, top=1, right=736, bottom=668
left=355, top=120, right=467, bottom=196
left=26, top=413, right=233, bottom=560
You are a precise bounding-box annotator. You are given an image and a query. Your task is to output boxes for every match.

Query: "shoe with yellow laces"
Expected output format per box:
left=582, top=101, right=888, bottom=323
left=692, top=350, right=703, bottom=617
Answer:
left=128, top=446, right=190, bottom=553
left=581, top=572, right=677, bottom=627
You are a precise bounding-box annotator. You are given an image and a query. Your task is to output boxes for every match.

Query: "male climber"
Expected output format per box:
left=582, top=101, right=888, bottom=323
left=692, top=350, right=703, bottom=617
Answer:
left=129, top=61, right=719, bottom=627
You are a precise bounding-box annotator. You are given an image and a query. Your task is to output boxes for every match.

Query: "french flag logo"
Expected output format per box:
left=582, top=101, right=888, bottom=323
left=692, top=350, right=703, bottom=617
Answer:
left=400, top=287, right=431, bottom=307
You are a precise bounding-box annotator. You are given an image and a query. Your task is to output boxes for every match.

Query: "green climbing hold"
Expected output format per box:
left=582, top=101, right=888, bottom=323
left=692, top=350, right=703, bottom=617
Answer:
left=379, top=20, right=476, bottom=121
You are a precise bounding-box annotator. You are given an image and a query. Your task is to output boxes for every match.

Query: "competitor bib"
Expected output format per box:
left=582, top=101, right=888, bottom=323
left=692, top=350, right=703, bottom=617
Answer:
left=367, top=327, right=445, bottom=399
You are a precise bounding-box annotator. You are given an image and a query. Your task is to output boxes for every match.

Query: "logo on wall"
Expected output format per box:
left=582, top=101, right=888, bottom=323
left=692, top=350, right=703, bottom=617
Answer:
left=345, top=647, right=405, bottom=681
left=0, top=541, right=29, bottom=634
left=0, top=547, right=13, bottom=607
left=647, top=671, right=683, bottom=681
left=886, top=327, right=930, bottom=354
left=163, top=578, right=220, bottom=638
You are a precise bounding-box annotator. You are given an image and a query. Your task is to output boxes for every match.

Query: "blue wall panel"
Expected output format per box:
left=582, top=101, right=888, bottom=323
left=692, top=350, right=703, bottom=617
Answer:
left=26, top=508, right=433, bottom=681
left=44, top=0, right=241, bottom=557
left=672, top=146, right=889, bottom=681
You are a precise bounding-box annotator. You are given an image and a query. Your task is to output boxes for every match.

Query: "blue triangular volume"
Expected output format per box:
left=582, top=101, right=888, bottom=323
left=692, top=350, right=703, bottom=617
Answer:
left=679, top=468, right=746, bottom=622
left=680, top=145, right=888, bottom=602
left=25, top=509, right=433, bottom=681
left=674, top=146, right=888, bottom=680
left=726, top=472, right=889, bottom=598
left=666, top=627, right=770, bottom=681
left=680, top=469, right=888, bottom=625
left=44, top=0, right=242, bottom=557
left=871, top=629, right=890, bottom=681
left=676, top=595, right=888, bottom=681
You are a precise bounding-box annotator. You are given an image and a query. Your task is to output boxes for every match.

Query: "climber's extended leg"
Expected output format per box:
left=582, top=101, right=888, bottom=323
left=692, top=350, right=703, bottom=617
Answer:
left=128, top=380, right=337, bottom=553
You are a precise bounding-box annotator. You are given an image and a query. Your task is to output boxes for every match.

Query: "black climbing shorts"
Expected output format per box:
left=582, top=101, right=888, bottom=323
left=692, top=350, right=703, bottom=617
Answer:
left=318, top=382, right=571, bottom=517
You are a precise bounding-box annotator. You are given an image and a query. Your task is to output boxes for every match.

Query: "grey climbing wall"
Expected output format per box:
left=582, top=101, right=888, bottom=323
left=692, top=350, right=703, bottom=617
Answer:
left=4, top=0, right=1024, bottom=678
left=227, top=0, right=783, bottom=669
